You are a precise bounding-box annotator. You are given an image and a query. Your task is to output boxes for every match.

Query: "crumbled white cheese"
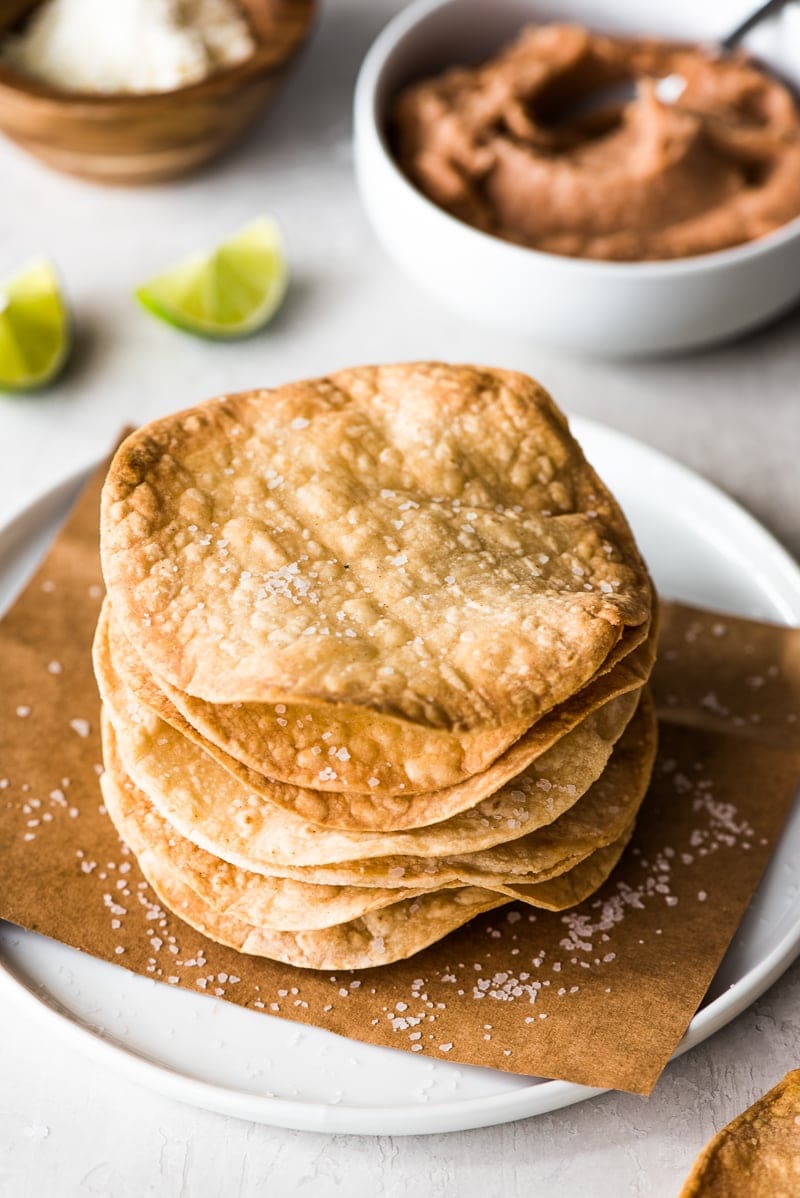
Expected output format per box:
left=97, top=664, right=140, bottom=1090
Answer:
left=2, top=0, right=255, bottom=94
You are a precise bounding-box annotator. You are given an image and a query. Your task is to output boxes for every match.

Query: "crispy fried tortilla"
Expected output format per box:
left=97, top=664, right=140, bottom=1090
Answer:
left=680, top=1070, right=800, bottom=1198
left=99, top=601, right=654, bottom=826
left=101, top=692, right=653, bottom=891
left=101, top=364, right=651, bottom=744
left=101, top=751, right=635, bottom=969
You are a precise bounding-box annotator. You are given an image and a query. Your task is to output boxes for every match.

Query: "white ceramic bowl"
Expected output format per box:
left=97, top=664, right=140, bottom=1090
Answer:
left=354, top=0, right=800, bottom=357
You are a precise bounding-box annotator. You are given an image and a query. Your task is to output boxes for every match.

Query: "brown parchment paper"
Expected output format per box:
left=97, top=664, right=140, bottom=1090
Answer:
left=1, top=457, right=799, bottom=1096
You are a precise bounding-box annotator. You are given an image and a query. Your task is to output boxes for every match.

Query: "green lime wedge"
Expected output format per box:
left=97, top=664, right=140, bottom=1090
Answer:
left=0, top=258, right=69, bottom=392
left=135, top=217, right=288, bottom=340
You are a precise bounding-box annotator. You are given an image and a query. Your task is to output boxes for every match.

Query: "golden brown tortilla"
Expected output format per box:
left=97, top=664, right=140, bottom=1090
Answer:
left=100, top=364, right=651, bottom=742
left=98, top=600, right=654, bottom=827
left=679, top=1070, right=800, bottom=1198
left=101, top=751, right=635, bottom=969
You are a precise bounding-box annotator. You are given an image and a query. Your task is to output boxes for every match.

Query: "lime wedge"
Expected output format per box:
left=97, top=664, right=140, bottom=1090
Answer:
left=135, top=217, right=288, bottom=340
left=0, top=258, right=69, bottom=392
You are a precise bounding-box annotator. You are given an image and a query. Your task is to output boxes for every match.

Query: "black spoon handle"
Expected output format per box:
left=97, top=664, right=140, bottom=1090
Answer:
left=721, top=0, right=795, bottom=53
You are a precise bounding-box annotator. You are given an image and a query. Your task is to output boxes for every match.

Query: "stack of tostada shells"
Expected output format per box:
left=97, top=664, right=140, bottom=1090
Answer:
left=94, top=362, right=658, bottom=971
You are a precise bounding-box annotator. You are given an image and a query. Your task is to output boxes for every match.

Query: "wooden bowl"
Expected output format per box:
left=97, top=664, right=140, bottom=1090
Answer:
left=0, top=0, right=317, bottom=184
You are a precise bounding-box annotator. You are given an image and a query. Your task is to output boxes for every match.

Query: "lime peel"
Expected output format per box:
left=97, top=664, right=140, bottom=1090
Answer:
left=135, top=217, right=288, bottom=340
left=0, top=258, right=69, bottom=392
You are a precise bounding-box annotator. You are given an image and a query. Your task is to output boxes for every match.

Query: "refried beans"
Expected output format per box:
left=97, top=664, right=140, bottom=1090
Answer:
left=391, top=24, right=800, bottom=261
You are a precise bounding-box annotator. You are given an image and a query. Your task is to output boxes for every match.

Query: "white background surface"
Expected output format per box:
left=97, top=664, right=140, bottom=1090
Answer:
left=1, top=1, right=799, bottom=1194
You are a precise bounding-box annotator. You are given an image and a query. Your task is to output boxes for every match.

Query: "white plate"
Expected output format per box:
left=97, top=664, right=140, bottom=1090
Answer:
left=2, top=419, right=800, bottom=1136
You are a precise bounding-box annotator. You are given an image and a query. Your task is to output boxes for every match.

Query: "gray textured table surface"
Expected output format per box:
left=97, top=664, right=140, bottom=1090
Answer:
left=1, top=3, right=799, bottom=1195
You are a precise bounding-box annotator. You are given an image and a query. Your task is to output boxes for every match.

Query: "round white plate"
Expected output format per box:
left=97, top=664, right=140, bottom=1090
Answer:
left=1, top=419, right=800, bottom=1136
